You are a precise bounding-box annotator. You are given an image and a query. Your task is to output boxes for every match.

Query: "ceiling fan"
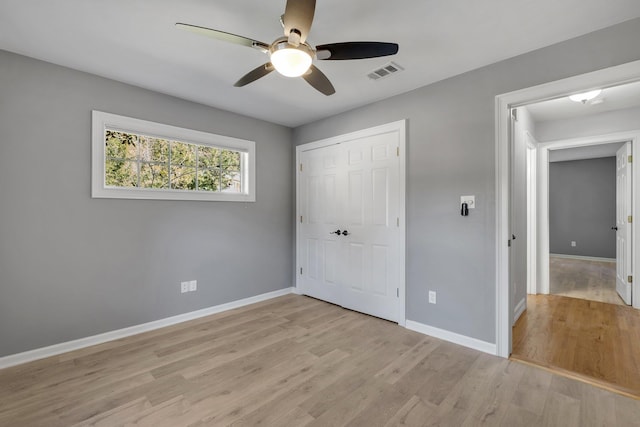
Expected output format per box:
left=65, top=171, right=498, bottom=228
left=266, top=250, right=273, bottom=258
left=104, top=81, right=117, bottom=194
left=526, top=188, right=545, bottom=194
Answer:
left=176, top=0, right=399, bottom=96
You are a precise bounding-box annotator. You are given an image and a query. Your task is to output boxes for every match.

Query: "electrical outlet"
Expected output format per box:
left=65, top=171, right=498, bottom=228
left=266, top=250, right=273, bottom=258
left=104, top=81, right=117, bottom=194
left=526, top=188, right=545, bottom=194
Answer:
left=189, top=280, right=197, bottom=292
left=428, top=291, right=437, bottom=304
left=571, top=241, right=577, bottom=247
left=180, top=281, right=189, bottom=293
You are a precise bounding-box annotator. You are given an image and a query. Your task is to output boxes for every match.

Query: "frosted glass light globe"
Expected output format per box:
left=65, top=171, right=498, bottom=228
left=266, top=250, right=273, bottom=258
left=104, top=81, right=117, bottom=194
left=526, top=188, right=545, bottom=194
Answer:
left=270, top=42, right=313, bottom=77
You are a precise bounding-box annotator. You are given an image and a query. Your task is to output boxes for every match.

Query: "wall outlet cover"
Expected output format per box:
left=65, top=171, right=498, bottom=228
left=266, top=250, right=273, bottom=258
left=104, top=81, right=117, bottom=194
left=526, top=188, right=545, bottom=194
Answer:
left=180, top=282, right=189, bottom=293
left=571, top=241, right=577, bottom=247
left=189, top=280, right=197, bottom=292
left=428, top=291, right=436, bottom=304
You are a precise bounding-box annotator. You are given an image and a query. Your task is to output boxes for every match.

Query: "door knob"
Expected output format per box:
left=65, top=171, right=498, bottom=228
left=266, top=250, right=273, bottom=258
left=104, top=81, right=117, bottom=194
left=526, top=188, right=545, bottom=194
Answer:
left=342, top=230, right=349, bottom=236
left=330, top=229, right=342, bottom=235
left=612, top=226, right=618, bottom=230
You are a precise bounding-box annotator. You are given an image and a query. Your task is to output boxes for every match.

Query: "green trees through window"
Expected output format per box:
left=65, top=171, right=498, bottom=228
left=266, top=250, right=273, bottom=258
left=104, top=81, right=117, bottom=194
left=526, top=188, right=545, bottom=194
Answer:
left=105, top=130, right=242, bottom=193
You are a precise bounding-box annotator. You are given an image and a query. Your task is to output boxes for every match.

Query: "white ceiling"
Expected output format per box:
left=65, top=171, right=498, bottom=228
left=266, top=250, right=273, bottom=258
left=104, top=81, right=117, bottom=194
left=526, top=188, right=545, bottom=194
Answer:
left=2, top=0, right=640, bottom=127
left=527, top=80, right=640, bottom=122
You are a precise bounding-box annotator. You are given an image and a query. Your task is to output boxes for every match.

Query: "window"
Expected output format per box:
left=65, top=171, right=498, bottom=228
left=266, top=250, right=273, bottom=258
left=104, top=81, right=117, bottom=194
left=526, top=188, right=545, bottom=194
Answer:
left=92, top=111, right=255, bottom=201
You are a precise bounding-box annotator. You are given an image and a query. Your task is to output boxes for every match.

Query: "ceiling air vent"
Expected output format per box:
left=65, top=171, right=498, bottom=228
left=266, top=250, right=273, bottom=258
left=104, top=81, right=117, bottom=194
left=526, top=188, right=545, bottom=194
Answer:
left=367, top=62, right=404, bottom=81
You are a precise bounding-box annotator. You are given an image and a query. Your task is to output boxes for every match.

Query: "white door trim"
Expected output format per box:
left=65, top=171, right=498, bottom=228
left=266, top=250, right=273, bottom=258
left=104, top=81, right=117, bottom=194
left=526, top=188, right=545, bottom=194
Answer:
left=295, top=120, right=407, bottom=326
left=495, top=60, right=640, bottom=358
left=526, top=132, right=538, bottom=295
left=537, top=132, right=639, bottom=296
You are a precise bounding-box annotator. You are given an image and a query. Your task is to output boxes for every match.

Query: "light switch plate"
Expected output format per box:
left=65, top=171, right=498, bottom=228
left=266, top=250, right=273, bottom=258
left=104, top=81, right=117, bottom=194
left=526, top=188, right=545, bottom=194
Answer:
left=461, top=195, right=475, bottom=209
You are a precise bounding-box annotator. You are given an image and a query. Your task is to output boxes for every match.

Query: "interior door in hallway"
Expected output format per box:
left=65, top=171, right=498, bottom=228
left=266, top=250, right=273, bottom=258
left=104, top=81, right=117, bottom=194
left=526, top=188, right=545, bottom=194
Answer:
left=616, top=141, right=632, bottom=305
left=298, top=127, right=402, bottom=322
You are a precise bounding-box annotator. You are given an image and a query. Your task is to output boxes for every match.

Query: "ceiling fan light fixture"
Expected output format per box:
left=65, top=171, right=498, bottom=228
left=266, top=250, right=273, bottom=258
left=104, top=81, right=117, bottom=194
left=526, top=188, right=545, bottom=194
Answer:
left=270, top=40, right=313, bottom=77
left=569, top=89, right=602, bottom=104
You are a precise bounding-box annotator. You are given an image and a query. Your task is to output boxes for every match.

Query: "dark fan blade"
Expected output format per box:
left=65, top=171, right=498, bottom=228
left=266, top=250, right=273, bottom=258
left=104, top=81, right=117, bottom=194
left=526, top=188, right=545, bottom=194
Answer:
left=176, top=23, right=269, bottom=51
left=302, top=65, right=335, bottom=96
left=316, top=42, right=399, bottom=60
left=283, top=0, right=316, bottom=43
left=234, top=63, right=274, bottom=87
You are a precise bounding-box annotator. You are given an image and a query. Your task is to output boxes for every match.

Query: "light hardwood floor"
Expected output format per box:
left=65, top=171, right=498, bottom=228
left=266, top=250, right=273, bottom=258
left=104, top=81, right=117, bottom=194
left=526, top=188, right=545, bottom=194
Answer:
left=549, top=256, right=624, bottom=306
left=1, top=294, right=639, bottom=426
left=512, top=294, right=640, bottom=400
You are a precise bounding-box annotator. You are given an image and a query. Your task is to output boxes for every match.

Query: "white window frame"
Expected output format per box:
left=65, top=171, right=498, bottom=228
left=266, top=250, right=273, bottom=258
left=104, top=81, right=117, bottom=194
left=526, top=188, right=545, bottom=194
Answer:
left=92, top=111, right=255, bottom=202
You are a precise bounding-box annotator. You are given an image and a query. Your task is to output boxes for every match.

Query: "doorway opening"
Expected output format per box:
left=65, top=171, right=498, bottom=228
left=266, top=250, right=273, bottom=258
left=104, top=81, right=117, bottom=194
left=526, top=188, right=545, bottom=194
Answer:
left=496, top=60, right=640, bottom=396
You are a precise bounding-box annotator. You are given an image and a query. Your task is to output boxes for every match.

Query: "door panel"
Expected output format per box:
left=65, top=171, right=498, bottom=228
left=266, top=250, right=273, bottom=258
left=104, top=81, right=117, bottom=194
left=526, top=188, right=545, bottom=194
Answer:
left=298, top=129, right=401, bottom=322
left=299, top=146, right=343, bottom=306
left=371, top=245, right=389, bottom=295
left=372, top=168, right=389, bottom=226
left=347, top=171, right=364, bottom=225
left=616, top=142, right=632, bottom=305
left=341, top=132, right=399, bottom=321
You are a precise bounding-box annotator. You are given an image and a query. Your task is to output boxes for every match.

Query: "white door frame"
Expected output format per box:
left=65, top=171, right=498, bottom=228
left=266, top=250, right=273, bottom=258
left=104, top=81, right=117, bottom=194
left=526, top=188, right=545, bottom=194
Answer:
left=295, top=119, right=407, bottom=326
left=526, top=132, right=537, bottom=295
left=537, top=132, right=639, bottom=295
left=495, top=60, right=640, bottom=358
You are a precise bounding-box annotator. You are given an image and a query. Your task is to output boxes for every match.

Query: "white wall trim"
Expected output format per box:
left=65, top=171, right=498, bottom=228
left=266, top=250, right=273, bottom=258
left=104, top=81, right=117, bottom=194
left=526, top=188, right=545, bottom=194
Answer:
left=495, top=59, right=640, bottom=358
left=295, top=120, right=407, bottom=327
left=550, top=253, right=616, bottom=263
left=526, top=133, right=538, bottom=295
left=513, top=298, right=526, bottom=324
left=0, top=287, right=294, bottom=370
left=405, top=320, right=497, bottom=355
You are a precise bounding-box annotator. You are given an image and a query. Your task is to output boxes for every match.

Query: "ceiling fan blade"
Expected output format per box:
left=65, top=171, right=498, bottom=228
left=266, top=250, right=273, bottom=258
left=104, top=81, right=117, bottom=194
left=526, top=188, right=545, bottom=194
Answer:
left=302, top=65, right=335, bottom=96
left=234, top=63, right=275, bottom=87
left=176, top=23, right=269, bottom=52
left=316, top=42, right=399, bottom=60
left=283, top=0, right=316, bottom=43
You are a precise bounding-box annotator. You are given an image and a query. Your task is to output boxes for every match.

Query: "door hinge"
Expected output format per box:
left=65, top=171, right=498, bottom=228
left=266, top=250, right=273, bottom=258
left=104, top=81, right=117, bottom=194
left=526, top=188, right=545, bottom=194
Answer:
left=300, top=215, right=303, bottom=223
left=508, top=240, right=512, bottom=247
left=397, top=217, right=400, bottom=227
left=629, top=155, right=633, bottom=163
left=397, top=147, right=400, bottom=157
left=299, top=163, right=303, bottom=172
left=511, top=109, right=518, bottom=121
left=628, top=275, right=633, bottom=283
left=300, top=267, right=303, bottom=275
left=397, top=288, right=399, bottom=297
left=629, top=215, right=633, bottom=223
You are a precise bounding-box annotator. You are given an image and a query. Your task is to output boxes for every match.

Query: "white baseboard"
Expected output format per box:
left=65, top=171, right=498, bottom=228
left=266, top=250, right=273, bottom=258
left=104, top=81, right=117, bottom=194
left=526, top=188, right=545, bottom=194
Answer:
left=0, top=287, right=294, bottom=370
left=513, top=298, right=526, bottom=324
left=550, top=253, right=615, bottom=263
left=405, top=320, right=497, bottom=355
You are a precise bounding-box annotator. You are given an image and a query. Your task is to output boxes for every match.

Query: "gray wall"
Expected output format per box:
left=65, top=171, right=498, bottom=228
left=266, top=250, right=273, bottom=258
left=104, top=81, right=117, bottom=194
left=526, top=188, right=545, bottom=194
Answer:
left=549, top=158, right=616, bottom=258
left=0, top=51, right=293, bottom=357
left=537, top=105, right=640, bottom=142
left=293, top=19, right=640, bottom=344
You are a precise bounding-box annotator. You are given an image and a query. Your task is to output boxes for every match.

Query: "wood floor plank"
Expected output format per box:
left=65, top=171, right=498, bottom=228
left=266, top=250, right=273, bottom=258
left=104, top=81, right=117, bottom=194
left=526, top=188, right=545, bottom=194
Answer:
left=512, top=294, right=640, bottom=397
left=549, top=256, right=623, bottom=305
left=1, top=294, right=639, bottom=426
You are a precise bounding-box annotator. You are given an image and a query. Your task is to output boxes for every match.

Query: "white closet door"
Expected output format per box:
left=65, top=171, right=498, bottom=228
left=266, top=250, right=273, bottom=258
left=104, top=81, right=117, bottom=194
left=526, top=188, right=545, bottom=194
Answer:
left=299, top=145, right=345, bottom=306
left=298, top=129, right=401, bottom=322
left=340, top=133, right=400, bottom=321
